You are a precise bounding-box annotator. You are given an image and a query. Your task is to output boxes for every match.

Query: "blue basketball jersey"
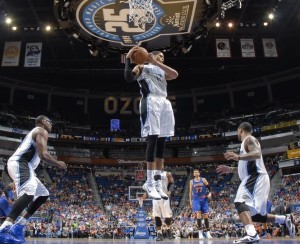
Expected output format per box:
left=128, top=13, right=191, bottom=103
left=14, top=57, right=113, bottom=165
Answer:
left=192, top=178, right=207, bottom=199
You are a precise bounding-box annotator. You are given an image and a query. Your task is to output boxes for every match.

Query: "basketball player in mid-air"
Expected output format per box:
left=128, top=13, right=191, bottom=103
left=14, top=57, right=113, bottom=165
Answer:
left=217, top=122, right=295, bottom=243
left=0, top=115, right=67, bottom=244
left=124, top=46, right=178, bottom=200
left=189, top=168, right=212, bottom=239
left=143, top=163, right=175, bottom=241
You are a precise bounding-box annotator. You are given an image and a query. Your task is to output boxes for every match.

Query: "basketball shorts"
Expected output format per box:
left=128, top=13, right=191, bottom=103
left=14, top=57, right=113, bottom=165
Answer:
left=7, top=160, right=49, bottom=199
left=192, top=198, right=209, bottom=214
left=234, top=173, right=270, bottom=216
left=0, top=197, right=12, bottom=217
left=153, top=198, right=172, bottom=218
left=140, top=95, right=175, bottom=138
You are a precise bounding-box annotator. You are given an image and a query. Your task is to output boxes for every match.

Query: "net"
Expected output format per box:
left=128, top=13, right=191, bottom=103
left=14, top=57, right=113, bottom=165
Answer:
left=129, top=186, right=151, bottom=201
left=127, top=0, right=155, bottom=29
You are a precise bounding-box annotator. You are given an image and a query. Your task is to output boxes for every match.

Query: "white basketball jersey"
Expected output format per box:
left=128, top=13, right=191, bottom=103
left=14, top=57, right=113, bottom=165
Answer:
left=137, top=64, right=168, bottom=97
left=9, top=127, right=41, bottom=170
left=238, top=135, right=268, bottom=181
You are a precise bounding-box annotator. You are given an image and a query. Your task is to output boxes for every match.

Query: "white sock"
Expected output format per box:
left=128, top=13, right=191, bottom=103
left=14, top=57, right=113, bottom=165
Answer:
left=275, top=215, right=286, bottom=224
left=147, top=170, right=154, bottom=183
left=245, top=224, right=257, bottom=236
left=15, top=217, right=27, bottom=225
left=0, top=221, right=13, bottom=231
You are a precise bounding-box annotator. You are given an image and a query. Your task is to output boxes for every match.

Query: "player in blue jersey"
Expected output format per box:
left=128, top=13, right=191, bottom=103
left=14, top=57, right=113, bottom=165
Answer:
left=0, top=183, right=15, bottom=223
left=189, top=169, right=212, bottom=239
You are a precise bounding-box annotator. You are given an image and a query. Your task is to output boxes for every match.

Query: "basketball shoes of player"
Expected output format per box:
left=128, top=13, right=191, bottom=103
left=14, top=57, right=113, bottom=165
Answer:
left=285, top=213, right=295, bottom=238
left=206, top=230, right=213, bottom=239
left=142, top=181, right=161, bottom=200
left=154, top=180, right=169, bottom=200
left=233, top=233, right=260, bottom=243
left=198, top=230, right=205, bottom=239
left=0, top=224, right=25, bottom=244
left=156, top=232, right=164, bottom=241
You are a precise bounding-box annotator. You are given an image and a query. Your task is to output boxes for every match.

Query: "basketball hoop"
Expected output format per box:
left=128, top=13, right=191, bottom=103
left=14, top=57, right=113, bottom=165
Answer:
left=127, top=0, right=155, bottom=29
left=221, top=0, right=244, bottom=19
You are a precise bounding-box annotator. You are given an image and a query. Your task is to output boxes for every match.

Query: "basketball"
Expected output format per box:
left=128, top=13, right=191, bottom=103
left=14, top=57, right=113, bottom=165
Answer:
left=131, top=47, right=149, bottom=65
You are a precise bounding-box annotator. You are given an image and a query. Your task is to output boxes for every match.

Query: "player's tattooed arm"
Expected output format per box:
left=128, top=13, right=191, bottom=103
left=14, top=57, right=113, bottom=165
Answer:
left=240, top=136, right=262, bottom=160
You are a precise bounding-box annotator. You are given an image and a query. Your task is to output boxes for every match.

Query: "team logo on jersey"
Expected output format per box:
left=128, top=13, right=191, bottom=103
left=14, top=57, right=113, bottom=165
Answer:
left=76, top=0, right=197, bottom=46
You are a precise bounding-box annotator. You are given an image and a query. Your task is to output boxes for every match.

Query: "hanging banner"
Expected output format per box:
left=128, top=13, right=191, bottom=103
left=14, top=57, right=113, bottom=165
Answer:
left=216, top=39, right=231, bottom=58
left=262, top=38, right=278, bottom=57
left=24, top=43, right=42, bottom=67
left=240, top=39, right=255, bottom=57
left=1, top=41, right=21, bottom=66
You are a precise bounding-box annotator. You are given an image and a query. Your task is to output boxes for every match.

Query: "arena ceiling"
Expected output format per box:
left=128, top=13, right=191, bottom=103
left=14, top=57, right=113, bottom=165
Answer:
left=0, top=0, right=300, bottom=93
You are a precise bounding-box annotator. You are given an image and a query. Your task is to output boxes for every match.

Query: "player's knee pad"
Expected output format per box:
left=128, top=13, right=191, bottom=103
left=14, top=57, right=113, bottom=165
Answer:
left=146, top=135, right=158, bottom=162
left=203, top=214, right=208, bottom=219
left=165, top=217, right=172, bottom=225
left=234, top=202, right=250, bottom=214
left=155, top=217, right=162, bottom=227
left=156, top=137, right=166, bottom=159
left=252, top=214, right=268, bottom=223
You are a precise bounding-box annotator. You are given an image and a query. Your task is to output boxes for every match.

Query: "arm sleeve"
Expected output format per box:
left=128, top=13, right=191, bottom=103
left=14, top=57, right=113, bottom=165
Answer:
left=124, top=58, right=137, bottom=82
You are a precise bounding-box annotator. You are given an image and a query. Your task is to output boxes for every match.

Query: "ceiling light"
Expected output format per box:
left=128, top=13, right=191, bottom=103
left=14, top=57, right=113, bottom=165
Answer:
left=263, top=22, right=268, bottom=26
left=45, top=25, right=51, bottom=31
left=5, top=17, right=12, bottom=24
left=12, top=26, right=17, bottom=31
left=268, top=13, right=274, bottom=20
left=215, top=22, right=220, bottom=27
left=228, top=22, right=233, bottom=28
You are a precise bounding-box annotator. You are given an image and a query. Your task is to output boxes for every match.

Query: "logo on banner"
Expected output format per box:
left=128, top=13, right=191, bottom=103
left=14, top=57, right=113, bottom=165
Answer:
left=4, top=46, right=19, bottom=59
left=26, top=45, right=41, bottom=57
left=24, top=43, right=42, bottom=67
left=76, top=0, right=197, bottom=46
left=262, top=38, right=278, bottom=57
left=216, top=39, right=231, bottom=57
left=2, top=42, right=21, bottom=66
left=240, top=39, right=255, bottom=58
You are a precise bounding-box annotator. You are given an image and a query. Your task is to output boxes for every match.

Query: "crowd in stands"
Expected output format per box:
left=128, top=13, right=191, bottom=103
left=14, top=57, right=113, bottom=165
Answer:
left=0, top=155, right=297, bottom=240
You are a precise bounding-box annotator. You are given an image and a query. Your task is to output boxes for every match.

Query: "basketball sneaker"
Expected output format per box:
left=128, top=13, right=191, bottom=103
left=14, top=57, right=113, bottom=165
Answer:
left=142, top=182, right=161, bottom=200
left=0, top=224, right=26, bottom=244
left=198, top=230, right=205, bottom=239
left=154, top=180, right=168, bottom=200
left=206, top=230, right=213, bottom=239
left=156, top=232, right=164, bottom=241
left=233, top=233, right=260, bottom=243
left=285, top=213, right=295, bottom=238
